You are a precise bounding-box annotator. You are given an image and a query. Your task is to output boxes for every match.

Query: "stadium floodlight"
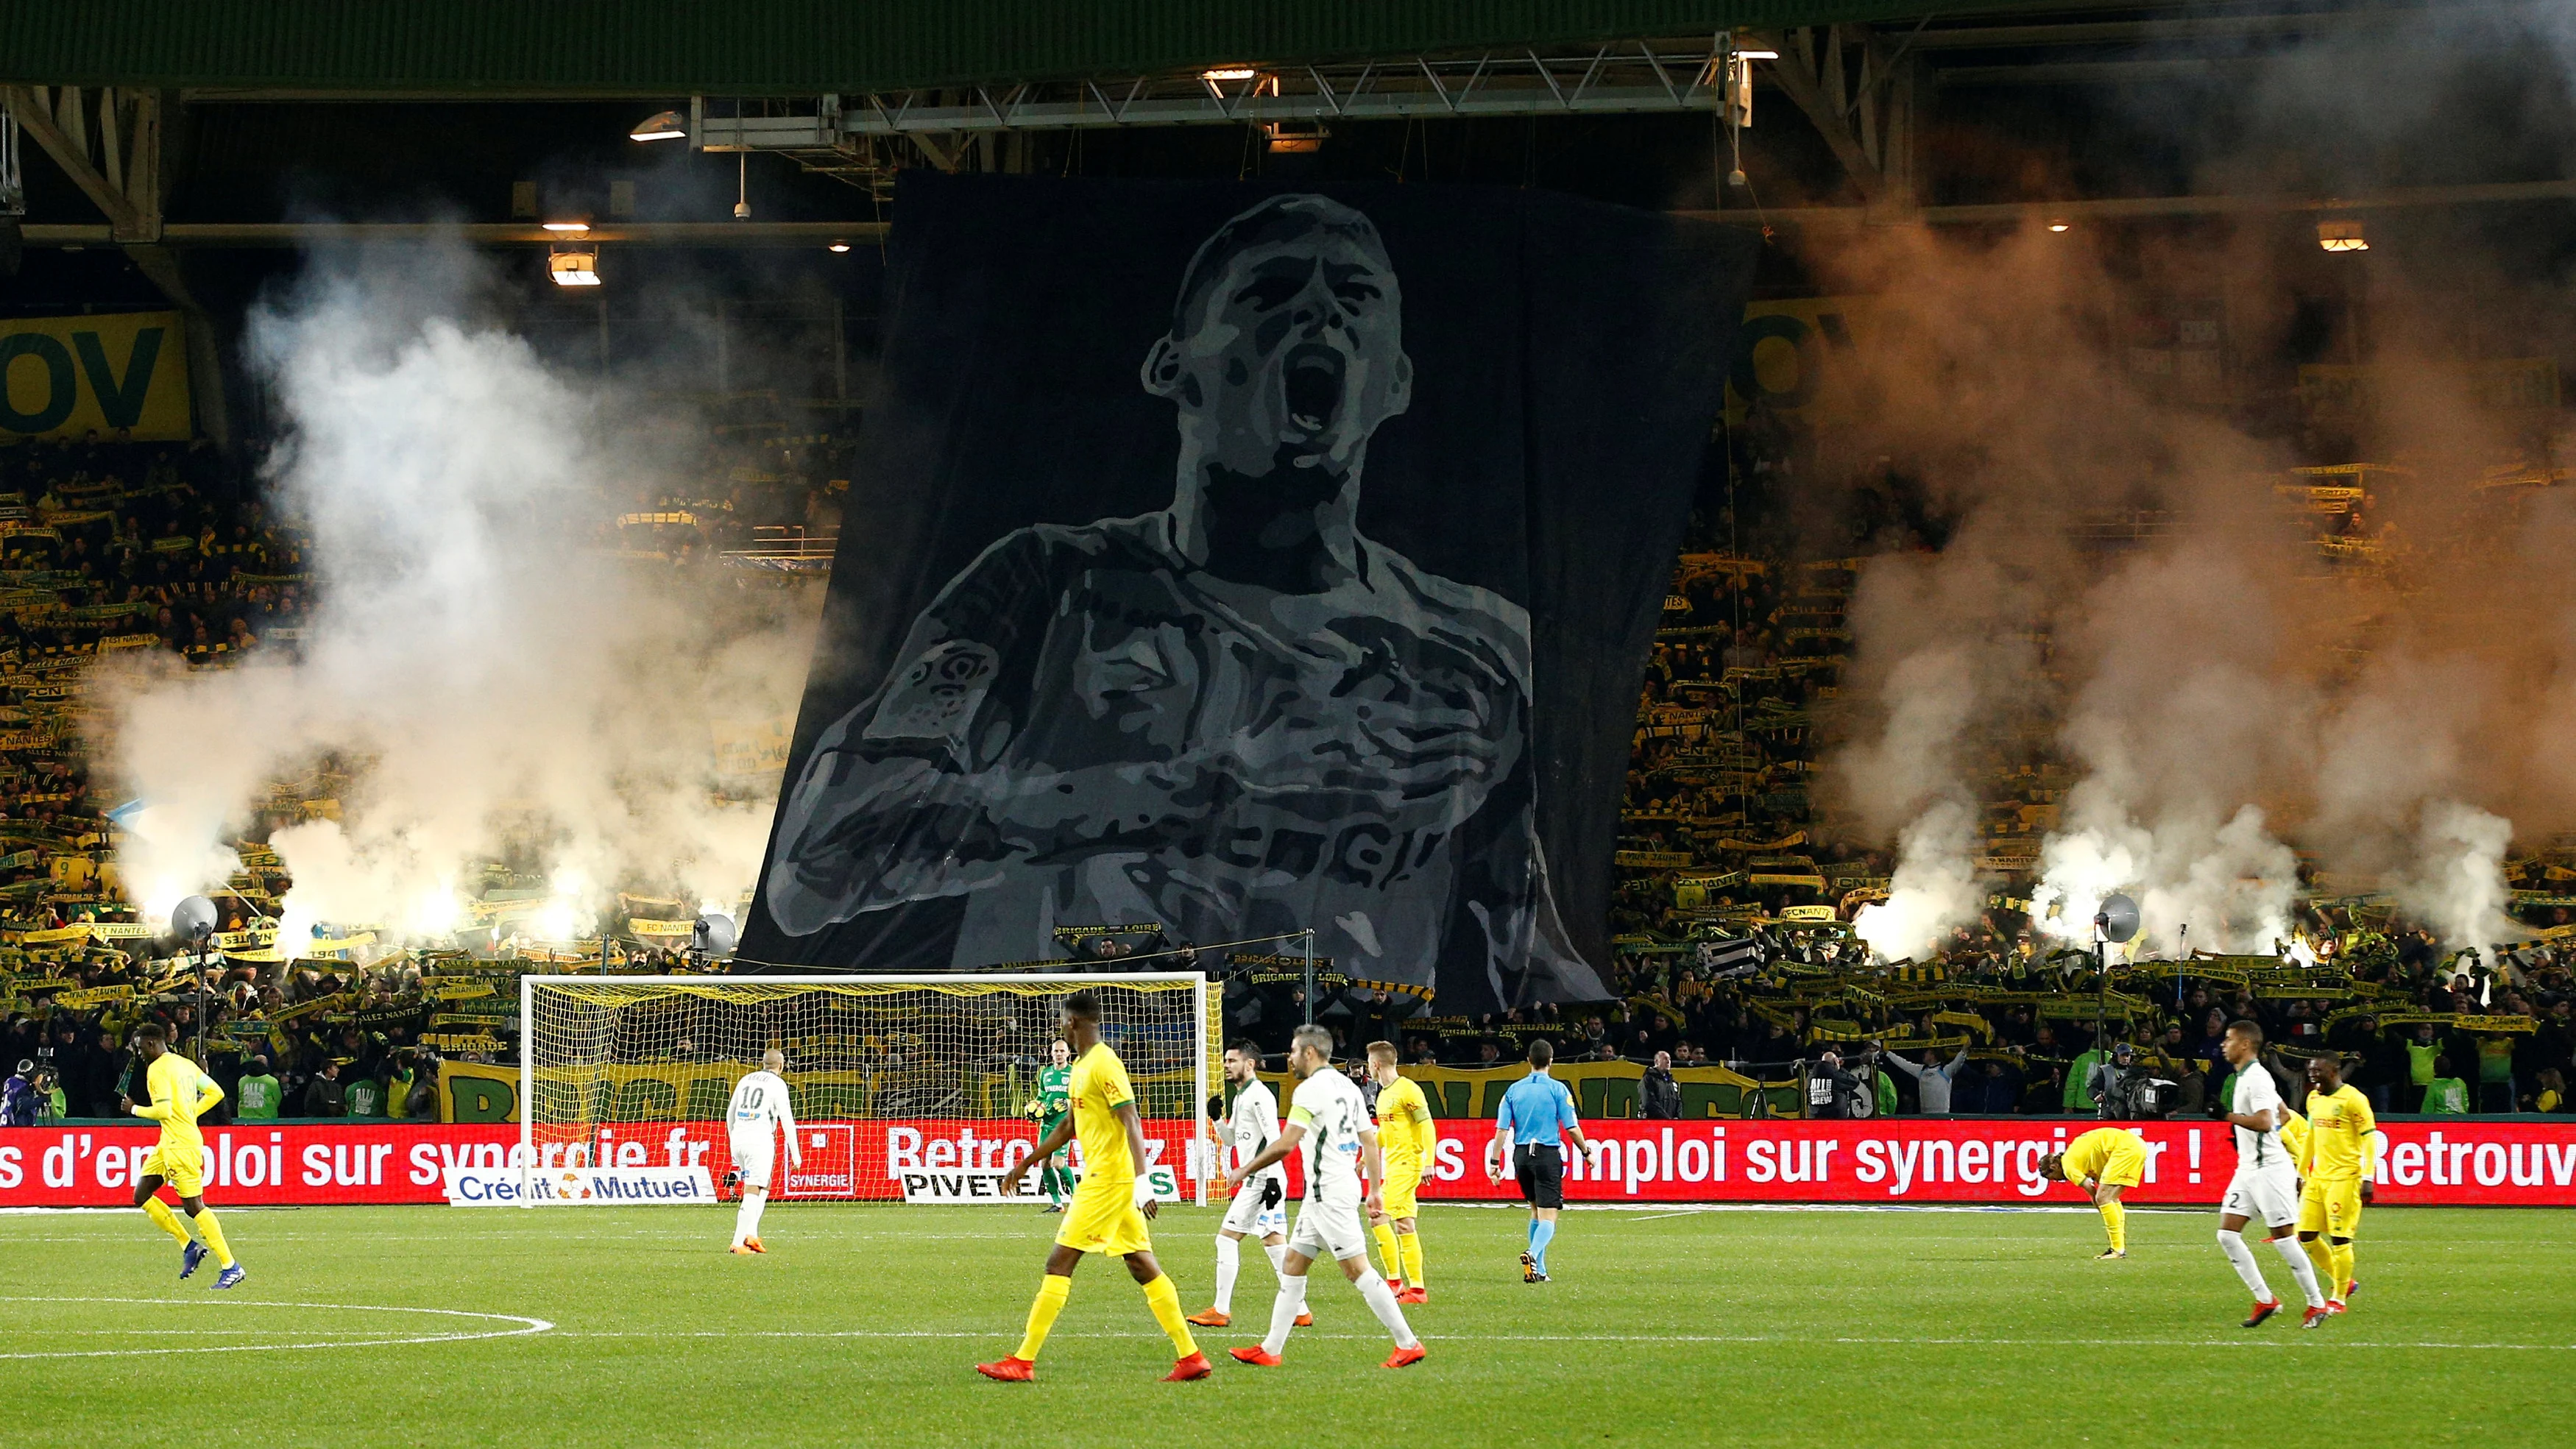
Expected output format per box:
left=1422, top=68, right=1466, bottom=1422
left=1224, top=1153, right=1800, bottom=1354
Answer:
left=1201, top=65, right=1258, bottom=82
left=519, top=972, right=1219, bottom=1202
left=541, top=219, right=590, bottom=233
left=169, top=894, right=218, bottom=942
left=630, top=109, right=687, bottom=141
left=690, top=910, right=738, bottom=958
left=2095, top=893, right=2140, bottom=944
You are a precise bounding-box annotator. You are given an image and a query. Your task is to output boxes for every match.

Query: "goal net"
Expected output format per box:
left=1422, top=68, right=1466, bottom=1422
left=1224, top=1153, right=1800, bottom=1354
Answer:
left=519, top=973, right=1218, bottom=1202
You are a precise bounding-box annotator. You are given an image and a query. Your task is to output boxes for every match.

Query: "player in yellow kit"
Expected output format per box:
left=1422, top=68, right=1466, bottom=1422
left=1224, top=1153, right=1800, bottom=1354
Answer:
left=2040, top=1127, right=2145, bottom=1258
left=1365, top=1041, right=1434, bottom=1304
left=2296, top=1054, right=2377, bottom=1314
left=978, top=991, right=1210, bottom=1384
left=125, top=1024, right=244, bottom=1288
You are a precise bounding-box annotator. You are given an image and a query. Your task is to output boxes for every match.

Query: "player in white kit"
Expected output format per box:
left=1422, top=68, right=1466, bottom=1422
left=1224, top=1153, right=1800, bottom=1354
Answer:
left=1222, top=1025, right=1424, bottom=1370
left=726, top=1049, right=802, bottom=1254
left=1188, top=1042, right=1309, bottom=1328
left=2214, top=1021, right=2328, bottom=1328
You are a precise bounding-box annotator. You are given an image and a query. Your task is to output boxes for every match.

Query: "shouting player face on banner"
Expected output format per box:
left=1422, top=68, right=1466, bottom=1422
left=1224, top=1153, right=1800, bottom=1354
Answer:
left=765, top=195, right=1590, bottom=1002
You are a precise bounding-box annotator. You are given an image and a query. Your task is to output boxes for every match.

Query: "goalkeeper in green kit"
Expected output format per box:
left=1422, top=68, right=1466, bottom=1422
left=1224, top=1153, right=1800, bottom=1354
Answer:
left=1026, top=1039, right=1075, bottom=1212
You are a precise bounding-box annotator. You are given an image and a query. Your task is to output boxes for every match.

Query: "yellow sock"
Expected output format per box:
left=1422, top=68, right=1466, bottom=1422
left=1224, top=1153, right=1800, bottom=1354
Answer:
left=142, top=1197, right=192, bottom=1247
left=1140, top=1272, right=1197, bottom=1358
left=2300, top=1236, right=2334, bottom=1292
left=2329, top=1241, right=2355, bottom=1300
left=2098, top=1200, right=2126, bottom=1253
left=1013, top=1274, right=1071, bottom=1362
left=1398, top=1231, right=1424, bottom=1289
left=193, top=1207, right=236, bottom=1270
left=1371, top=1223, right=1401, bottom=1280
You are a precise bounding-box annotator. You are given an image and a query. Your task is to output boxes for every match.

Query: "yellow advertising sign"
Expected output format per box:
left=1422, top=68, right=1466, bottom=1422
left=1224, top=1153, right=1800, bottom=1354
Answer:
left=712, top=715, right=792, bottom=779
left=0, top=311, right=194, bottom=442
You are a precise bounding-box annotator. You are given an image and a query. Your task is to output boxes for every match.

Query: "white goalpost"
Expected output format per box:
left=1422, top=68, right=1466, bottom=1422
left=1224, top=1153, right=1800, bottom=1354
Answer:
left=517, top=971, right=1220, bottom=1204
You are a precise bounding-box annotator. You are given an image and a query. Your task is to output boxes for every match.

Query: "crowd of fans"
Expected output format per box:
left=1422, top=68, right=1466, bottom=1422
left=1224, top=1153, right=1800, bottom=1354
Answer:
left=1551, top=416, right=2576, bottom=1116
left=0, top=431, right=765, bottom=1126
left=5, top=418, right=2574, bottom=1123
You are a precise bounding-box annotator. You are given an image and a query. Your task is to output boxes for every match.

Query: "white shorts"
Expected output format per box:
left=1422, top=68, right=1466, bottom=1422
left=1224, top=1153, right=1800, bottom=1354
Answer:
left=1220, top=1177, right=1288, bottom=1240
left=731, top=1133, right=775, bottom=1193
left=1287, top=1191, right=1369, bottom=1264
left=2221, top=1163, right=2300, bottom=1229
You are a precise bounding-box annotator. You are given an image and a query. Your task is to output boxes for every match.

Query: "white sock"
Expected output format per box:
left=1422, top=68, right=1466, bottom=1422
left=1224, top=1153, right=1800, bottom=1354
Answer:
left=1264, top=1241, right=1288, bottom=1277
left=1260, top=1273, right=1309, bottom=1357
left=1212, top=1235, right=1241, bottom=1314
left=742, top=1191, right=768, bottom=1241
left=2216, top=1229, right=2271, bottom=1300
left=2268, top=1232, right=2325, bottom=1308
left=1354, top=1265, right=1420, bottom=1349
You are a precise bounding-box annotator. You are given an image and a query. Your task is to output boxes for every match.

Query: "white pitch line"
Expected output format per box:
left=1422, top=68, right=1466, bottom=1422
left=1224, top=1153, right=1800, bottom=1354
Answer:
left=0, top=1297, right=553, bottom=1360
left=544, top=1328, right=2575, bottom=1351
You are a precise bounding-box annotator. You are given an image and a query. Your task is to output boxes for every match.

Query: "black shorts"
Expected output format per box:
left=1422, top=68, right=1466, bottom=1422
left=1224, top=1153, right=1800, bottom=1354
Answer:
left=1514, top=1144, right=1565, bottom=1209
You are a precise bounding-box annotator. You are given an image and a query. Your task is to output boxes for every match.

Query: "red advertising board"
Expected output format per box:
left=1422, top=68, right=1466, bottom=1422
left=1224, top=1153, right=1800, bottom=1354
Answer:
left=0, top=1124, right=520, bottom=1207
left=10, top=1117, right=2572, bottom=1208
left=1390, top=1119, right=2576, bottom=1207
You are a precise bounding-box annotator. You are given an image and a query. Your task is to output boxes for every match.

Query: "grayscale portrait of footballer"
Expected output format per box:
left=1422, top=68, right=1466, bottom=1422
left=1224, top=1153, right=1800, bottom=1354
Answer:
left=765, top=194, right=1603, bottom=1005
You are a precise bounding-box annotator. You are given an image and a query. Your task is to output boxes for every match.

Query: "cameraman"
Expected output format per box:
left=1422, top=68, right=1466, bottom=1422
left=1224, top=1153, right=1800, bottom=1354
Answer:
left=2091, top=1042, right=2173, bottom=1119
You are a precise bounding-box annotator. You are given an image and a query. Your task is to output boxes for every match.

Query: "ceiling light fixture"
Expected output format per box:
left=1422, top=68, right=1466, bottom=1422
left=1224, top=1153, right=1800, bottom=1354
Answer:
left=2047, top=221, right=2070, bottom=233
left=541, top=220, right=590, bottom=233
left=2318, top=219, right=2368, bottom=252
left=548, top=243, right=601, bottom=287
left=828, top=241, right=851, bottom=252
left=1201, top=66, right=1258, bottom=82
left=630, top=110, right=687, bottom=141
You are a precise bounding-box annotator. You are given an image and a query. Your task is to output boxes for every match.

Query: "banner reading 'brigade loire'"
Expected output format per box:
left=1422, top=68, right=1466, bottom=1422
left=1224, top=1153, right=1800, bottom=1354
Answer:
left=743, top=174, right=1754, bottom=1012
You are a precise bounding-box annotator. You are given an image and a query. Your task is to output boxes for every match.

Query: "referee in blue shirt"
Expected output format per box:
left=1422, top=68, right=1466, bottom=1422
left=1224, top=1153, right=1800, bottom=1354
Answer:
left=1485, top=1040, right=1597, bottom=1283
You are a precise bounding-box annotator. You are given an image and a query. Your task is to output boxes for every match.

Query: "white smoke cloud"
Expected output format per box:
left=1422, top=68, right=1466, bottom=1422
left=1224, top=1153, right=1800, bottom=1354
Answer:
left=1814, top=213, right=2549, bottom=962
left=1853, top=797, right=1983, bottom=962
left=2395, top=801, right=2519, bottom=952
left=101, top=244, right=819, bottom=943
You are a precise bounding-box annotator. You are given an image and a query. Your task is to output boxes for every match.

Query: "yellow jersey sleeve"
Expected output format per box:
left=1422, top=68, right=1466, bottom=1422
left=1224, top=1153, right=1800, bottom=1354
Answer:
left=2278, top=1110, right=2310, bottom=1172
left=1404, top=1085, right=1435, bottom=1161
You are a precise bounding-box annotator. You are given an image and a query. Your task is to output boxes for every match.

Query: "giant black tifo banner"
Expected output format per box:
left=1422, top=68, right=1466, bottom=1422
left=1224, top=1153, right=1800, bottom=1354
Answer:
left=743, top=174, right=1755, bottom=1013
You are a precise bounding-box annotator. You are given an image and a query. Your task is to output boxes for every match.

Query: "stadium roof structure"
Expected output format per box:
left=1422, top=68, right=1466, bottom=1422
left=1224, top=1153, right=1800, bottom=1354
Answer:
left=4, top=2, right=2017, bottom=95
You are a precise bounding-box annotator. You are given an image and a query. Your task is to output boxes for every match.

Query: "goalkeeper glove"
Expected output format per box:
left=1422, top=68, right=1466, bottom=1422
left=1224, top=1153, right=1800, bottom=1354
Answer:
left=1206, top=1094, right=1225, bottom=1121
left=1259, top=1177, right=1284, bottom=1210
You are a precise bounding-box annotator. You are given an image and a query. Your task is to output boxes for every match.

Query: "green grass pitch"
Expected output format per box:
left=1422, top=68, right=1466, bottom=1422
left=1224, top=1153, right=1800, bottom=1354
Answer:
left=4, top=1202, right=2570, bottom=1446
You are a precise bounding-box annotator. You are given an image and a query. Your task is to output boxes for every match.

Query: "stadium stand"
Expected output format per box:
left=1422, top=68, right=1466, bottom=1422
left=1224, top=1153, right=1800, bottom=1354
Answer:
left=1, top=422, right=2570, bottom=1124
